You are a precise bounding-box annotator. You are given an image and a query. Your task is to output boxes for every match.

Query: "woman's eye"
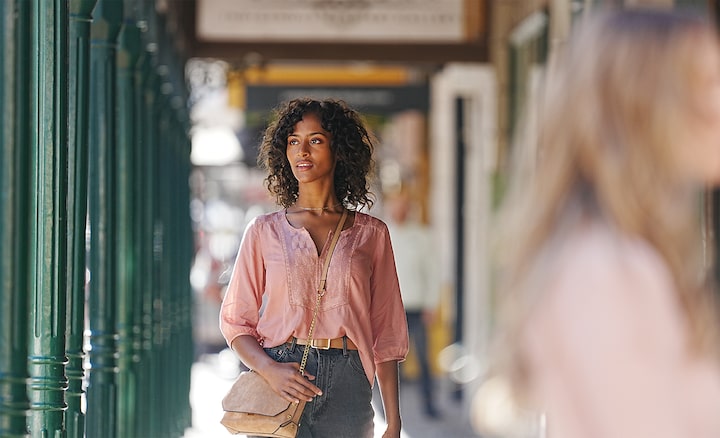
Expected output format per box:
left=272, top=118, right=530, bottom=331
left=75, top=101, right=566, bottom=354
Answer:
left=310, top=138, right=321, bottom=144
left=288, top=138, right=298, bottom=145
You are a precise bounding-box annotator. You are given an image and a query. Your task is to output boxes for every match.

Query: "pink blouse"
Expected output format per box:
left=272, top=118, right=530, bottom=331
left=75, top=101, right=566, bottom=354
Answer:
left=521, top=222, right=720, bottom=438
left=220, top=210, right=409, bottom=385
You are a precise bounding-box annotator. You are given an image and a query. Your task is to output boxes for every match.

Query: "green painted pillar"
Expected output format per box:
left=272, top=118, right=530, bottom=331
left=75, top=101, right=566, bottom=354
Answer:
left=86, top=0, right=123, bottom=436
left=136, top=52, right=161, bottom=438
left=0, top=1, right=31, bottom=436
left=180, top=122, right=195, bottom=435
left=157, top=92, right=174, bottom=437
left=167, top=109, right=194, bottom=436
left=154, top=91, right=193, bottom=438
left=157, top=26, right=175, bottom=434
left=172, top=106, right=193, bottom=437
left=154, top=19, right=193, bottom=432
left=27, top=0, right=70, bottom=436
left=162, top=128, right=177, bottom=437
left=65, top=2, right=97, bottom=438
left=156, top=91, right=169, bottom=438
left=124, top=6, right=195, bottom=434
left=115, top=11, right=142, bottom=438
left=148, top=70, right=164, bottom=438
left=134, top=52, right=160, bottom=438
left=130, top=49, right=151, bottom=438
left=148, top=75, right=164, bottom=438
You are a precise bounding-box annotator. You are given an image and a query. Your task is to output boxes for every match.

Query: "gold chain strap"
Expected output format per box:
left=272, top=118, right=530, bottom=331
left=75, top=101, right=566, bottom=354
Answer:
left=299, top=290, right=323, bottom=375
left=299, top=209, right=348, bottom=376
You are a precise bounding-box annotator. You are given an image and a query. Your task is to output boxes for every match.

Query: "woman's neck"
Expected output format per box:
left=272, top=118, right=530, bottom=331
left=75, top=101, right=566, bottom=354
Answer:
left=287, top=193, right=342, bottom=214
left=293, top=189, right=340, bottom=210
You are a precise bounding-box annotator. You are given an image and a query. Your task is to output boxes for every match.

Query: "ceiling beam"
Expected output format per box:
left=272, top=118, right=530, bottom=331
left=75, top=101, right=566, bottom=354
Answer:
left=186, top=40, right=489, bottom=64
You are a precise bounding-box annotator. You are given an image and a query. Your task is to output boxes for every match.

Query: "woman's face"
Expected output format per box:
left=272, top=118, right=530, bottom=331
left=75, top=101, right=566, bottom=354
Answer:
left=677, top=34, right=720, bottom=185
left=286, top=112, right=336, bottom=185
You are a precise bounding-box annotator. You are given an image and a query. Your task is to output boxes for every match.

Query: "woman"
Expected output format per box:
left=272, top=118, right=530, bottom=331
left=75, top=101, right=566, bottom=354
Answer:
left=220, top=98, right=408, bottom=438
left=490, top=9, right=720, bottom=438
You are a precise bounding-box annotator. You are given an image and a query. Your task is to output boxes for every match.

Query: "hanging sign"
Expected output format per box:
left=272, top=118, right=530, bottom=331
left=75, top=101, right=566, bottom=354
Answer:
left=197, top=0, right=466, bottom=43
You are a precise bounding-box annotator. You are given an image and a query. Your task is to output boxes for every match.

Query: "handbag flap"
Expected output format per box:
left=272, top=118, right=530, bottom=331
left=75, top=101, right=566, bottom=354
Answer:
left=222, top=371, right=292, bottom=416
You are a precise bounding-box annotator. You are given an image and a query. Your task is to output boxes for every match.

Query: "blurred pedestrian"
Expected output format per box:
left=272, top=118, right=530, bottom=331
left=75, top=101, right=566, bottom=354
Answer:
left=386, top=190, right=442, bottom=419
left=488, top=8, right=720, bottom=438
left=220, top=98, right=408, bottom=438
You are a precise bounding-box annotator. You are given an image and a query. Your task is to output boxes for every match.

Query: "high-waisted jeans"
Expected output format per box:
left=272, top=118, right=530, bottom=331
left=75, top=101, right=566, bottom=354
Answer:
left=254, top=341, right=374, bottom=438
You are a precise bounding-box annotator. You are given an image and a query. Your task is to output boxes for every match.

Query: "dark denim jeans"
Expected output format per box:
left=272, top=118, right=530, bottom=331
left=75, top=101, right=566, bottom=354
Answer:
left=406, top=310, right=436, bottom=412
left=254, top=341, right=374, bottom=438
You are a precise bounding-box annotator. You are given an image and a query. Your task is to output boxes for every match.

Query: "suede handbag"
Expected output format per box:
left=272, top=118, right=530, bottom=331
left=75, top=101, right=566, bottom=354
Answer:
left=220, top=210, right=348, bottom=437
left=221, top=370, right=306, bottom=437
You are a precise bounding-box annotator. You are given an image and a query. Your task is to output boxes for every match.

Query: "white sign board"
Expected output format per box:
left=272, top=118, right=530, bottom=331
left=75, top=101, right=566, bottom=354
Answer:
left=197, top=0, right=466, bottom=43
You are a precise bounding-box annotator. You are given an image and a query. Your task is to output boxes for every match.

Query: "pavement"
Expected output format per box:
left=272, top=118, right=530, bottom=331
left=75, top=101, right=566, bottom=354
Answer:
left=182, top=349, right=482, bottom=438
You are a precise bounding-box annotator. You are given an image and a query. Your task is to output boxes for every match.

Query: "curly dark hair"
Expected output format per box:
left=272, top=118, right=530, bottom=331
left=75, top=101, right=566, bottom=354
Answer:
left=257, top=98, right=375, bottom=209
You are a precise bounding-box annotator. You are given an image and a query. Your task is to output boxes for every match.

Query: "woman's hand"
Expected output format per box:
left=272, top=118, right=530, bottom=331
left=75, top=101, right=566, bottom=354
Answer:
left=381, top=424, right=401, bottom=438
left=230, top=335, right=322, bottom=404
left=259, top=361, right=323, bottom=404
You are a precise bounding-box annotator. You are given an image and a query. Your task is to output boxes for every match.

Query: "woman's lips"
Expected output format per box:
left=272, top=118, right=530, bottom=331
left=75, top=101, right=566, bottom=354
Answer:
left=296, top=161, right=313, bottom=170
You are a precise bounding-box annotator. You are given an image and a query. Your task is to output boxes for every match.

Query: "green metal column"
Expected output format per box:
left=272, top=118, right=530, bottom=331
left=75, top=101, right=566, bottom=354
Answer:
left=129, top=38, right=151, bottom=438
left=180, top=121, right=195, bottom=436
left=155, top=104, right=167, bottom=438
left=66, top=2, right=96, bottom=438
left=162, top=122, right=178, bottom=437
left=133, top=50, right=156, bottom=438
left=163, top=95, right=192, bottom=438
left=148, top=73, right=164, bottom=438
left=137, top=50, right=161, bottom=438
left=156, top=81, right=193, bottom=438
left=166, top=108, right=194, bottom=436
left=96, top=3, right=194, bottom=435
left=156, top=94, right=172, bottom=437
left=86, top=0, right=123, bottom=436
left=0, top=1, right=31, bottom=436
left=116, top=8, right=142, bottom=437
left=27, top=0, right=70, bottom=436
left=155, top=16, right=193, bottom=434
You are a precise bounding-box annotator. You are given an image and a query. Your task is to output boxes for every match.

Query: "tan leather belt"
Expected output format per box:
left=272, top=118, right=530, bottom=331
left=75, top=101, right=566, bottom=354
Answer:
left=288, top=336, right=357, bottom=350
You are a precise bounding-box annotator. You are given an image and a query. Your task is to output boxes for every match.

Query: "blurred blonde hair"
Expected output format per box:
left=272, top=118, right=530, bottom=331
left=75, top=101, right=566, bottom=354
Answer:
left=495, top=8, right=720, bottom=393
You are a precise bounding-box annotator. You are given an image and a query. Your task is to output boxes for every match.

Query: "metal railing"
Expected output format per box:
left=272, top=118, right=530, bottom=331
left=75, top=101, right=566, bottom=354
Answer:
left=0, top=1, right=193, bottom=436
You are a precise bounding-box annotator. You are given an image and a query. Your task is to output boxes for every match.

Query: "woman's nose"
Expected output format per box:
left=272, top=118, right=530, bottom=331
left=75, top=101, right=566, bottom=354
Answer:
left=297, top=140, right=310, bottom=156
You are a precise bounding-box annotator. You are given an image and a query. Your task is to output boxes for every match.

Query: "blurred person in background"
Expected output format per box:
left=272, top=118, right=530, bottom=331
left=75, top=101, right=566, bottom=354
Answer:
left=386, top=189, right=442, bottom=419
left=220, top=98, right=408, bottom=438
left=487, top=8, right=720, bottom=438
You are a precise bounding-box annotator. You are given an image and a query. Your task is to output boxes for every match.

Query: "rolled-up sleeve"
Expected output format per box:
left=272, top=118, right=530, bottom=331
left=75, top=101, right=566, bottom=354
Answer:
left=219, top=218, right=266, bottom=346
left=370, top=224, right=409, bottom=363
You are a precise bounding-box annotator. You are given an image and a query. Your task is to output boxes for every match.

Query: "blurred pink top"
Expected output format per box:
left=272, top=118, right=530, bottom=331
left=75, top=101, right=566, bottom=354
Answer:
left=220, top=210, right=409, bottom=385
left=522, top=222, right=720, bottom=438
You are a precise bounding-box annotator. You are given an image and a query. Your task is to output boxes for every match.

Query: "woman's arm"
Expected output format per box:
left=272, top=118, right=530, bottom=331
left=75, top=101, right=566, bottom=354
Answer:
left=369, top=223, right=408, bottom=437
left=231, top=335, right=322, bottom=404
left=376, top=360, right=402, bottom=438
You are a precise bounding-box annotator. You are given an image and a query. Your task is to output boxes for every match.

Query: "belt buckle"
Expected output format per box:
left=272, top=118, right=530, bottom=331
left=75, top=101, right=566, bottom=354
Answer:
left=312, top=339, right=332, bottom=350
